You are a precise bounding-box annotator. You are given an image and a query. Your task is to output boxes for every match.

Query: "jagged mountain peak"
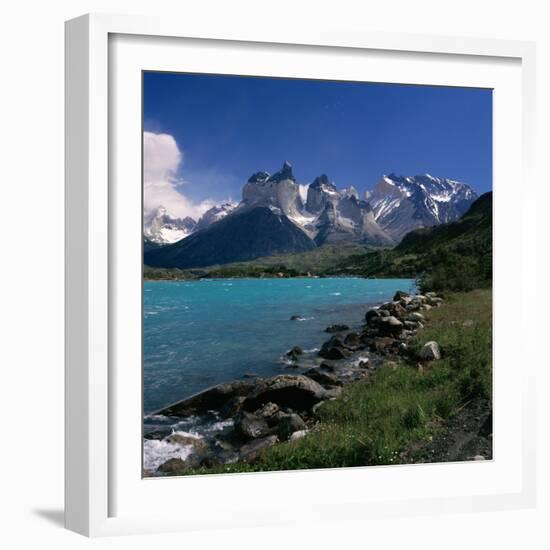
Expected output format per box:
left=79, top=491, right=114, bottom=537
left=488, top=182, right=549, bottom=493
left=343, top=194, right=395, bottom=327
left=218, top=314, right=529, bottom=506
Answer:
left=247, top=171, right=270, bottom=184
left=342, top=186, right=359, bottom=200
left=310, top=174, right=335, bottom=190
left=268, top=160, right=295, bottom=183
left=143, top=163, right=480, bottom=269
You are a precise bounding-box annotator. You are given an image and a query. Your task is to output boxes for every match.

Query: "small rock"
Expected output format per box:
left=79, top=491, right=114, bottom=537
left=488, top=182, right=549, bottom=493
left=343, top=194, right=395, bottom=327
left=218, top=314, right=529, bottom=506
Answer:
left=319, top=361, right=337, bottom=372
left=388, top=302, right=407, bottom=318
left=290, top=315, right=304, bottom=321
left=304, top=367, right=343, bottom=387
left=322, top=346, right=350, bottom=360
left=220, top=395, right=247, bottom=418
left=393, top=290, right=411, bottom=301
left=325, top=324, right=350, bottom=333
left=290, top=430, right=308, bottom=441
left=318, top=336, right=352, bottom=360
left=407, top=312, right=425, bottom=322
left=255, top=401, right=280, bottom=418
left=373, top=336, right=396, bottom=354
left=156, top=458, right=188, bottom=475
left=377, top=316, right=403, bottom=336
left=277, top=413, right=307, bottom=441
left=199, top=456, right=225, bottom=468
left=311, top=401, right=325, bottom=416
left=286, top=345, right=303, bottom=359
left=235, top=411, right=270, bottom=439
left=344, top=332, right=361, bottom=347
left=365, top=309, right=382, bottom=327
left=163, top=434, right=207, bottom=452
left=324, top=386, right=343, bottom=399
left=419, top=341, right=441, bottom=361
left=473, top=455, right=486, bottom=461
left=462, top=319, right=474, bottom=327
left=239, top=435, right=279, bottom=463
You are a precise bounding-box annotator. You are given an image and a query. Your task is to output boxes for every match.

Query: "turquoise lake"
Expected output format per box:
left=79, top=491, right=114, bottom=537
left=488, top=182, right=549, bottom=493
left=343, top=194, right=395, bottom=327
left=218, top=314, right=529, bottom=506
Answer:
left=143, top=277, right=416, bottom=414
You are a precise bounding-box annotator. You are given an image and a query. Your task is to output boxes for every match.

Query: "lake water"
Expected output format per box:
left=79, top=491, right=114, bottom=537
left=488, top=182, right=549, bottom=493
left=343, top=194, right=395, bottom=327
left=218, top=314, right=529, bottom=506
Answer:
left=143, top=277, right=416, bottom=414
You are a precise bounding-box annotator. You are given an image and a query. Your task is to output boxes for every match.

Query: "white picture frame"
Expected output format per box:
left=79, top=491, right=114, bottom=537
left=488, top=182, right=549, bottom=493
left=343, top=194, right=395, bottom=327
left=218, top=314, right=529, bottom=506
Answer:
left=65, top=13, right=537, bottom=537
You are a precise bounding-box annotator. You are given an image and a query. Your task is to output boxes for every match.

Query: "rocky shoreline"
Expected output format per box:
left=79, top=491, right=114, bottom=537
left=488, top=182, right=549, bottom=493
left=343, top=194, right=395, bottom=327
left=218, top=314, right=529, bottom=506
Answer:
left=144, top=290, right=449, bottom=476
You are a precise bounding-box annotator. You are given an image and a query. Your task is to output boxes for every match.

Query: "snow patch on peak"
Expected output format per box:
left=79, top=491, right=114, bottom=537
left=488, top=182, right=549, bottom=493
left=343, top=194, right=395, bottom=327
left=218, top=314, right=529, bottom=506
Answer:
left=298, top=184, right=310, bottom=203
left=144, top=207, right=197, bottom=244
left=196, top=201, right=238, bottom=230
left=370, top=172, right=478, bottom=241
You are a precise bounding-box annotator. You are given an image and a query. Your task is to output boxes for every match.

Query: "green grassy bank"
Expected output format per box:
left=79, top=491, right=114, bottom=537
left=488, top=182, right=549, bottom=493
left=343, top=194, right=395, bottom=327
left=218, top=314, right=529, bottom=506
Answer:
left=178, top=288, right=491, bottom=475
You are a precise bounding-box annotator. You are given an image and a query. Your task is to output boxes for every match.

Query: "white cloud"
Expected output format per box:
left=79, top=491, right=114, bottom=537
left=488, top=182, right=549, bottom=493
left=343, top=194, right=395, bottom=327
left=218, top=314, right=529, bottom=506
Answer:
left=143, top=131, right=216, bottom=221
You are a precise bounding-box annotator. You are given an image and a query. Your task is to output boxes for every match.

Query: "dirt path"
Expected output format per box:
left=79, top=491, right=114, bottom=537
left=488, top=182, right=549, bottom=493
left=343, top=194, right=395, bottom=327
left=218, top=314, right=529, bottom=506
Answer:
left=402, top=398, right=492, bottom=463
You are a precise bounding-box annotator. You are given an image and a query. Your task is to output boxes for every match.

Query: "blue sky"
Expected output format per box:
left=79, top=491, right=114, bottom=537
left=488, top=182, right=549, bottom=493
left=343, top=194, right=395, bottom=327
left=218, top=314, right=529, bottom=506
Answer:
left=143, top=72, right=492, bottom=218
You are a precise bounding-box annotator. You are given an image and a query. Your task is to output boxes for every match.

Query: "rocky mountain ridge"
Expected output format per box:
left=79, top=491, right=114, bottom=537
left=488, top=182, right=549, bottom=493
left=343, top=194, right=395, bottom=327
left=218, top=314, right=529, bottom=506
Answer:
left=144, top=162, right=478, bottom=269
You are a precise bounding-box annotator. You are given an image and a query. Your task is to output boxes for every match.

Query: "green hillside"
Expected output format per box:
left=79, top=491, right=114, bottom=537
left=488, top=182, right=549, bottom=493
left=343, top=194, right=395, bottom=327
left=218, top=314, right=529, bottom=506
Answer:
left=144, top=243, right=373, bottom=279
left=333, top=192, right=492, bottom=291
left=144, top=192, right=492, bottom=293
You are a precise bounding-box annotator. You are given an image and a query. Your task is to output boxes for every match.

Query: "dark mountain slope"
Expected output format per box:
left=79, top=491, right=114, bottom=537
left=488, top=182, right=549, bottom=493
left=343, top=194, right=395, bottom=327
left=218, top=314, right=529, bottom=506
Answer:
left=144, top=206, right=316, bottom=269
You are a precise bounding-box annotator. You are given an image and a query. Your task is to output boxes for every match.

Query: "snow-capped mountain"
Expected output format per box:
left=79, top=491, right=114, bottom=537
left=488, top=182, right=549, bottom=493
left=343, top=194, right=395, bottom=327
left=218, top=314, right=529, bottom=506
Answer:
left=241, top=162, right=392, bottom=246
left=143, top=207, right=197, bottom=244
left=144, top=163, right=479, bottom=269
left=370, top=173, right=477, bottom=241
left=196, top=201, right=238, bottom=231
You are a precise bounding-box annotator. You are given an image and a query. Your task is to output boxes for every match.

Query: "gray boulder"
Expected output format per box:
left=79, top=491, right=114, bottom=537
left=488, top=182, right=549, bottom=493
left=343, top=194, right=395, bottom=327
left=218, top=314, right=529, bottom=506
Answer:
left=255, top=401, right=280, bottom=419
left=419, top=341, right=441, bottom=361
left=239, top=435, right=279, bottom=463
left=407, top=312, right=425, bottom=322
left=158, top=380, right=255, bottom=417
left=388, top=302, right=407, bottom=319
left=243, top=374, right=328, bottom=412
left=344, top=332, right=361, bottom=347
left=290, top=430, right=308, bottom=441
left=365, top=309, right=381, bottom=327
left=286, top=345, right=303, bottom=360
left=318, top=335, right=352, bottom=360
left=156, top=458, right=188, bottom=475
left=319, top=345, right=351, bottom=360
left=235, top=411, right=271, bottom=439
left=220, top=395, right=247, bottom=418
left=324, top=386, right=343, bottom=399
left=304, top=367, right=343, bottom=387
left=377, top=316, right=404, bottom=336
left=277, top=413, right=307, bottom=441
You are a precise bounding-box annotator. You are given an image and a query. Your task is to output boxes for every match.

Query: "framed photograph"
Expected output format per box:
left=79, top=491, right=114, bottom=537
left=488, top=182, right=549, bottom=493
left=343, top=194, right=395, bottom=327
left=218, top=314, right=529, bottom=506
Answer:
left=65, top=13, right=537, bottom=536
